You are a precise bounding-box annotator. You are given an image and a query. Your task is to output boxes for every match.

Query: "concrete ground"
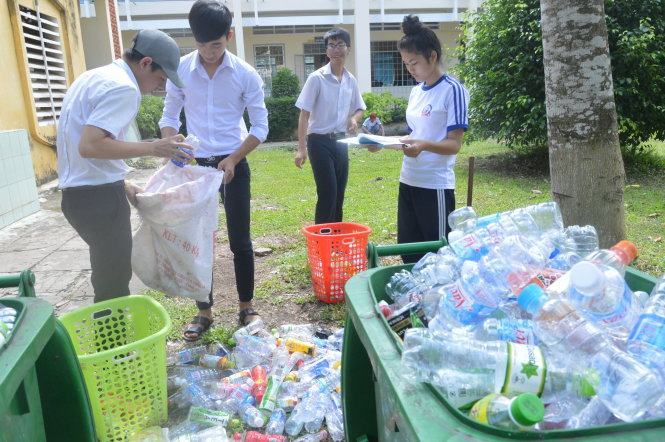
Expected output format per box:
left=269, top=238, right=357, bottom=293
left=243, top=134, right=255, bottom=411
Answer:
left=0, top=164, right=155, bottom=314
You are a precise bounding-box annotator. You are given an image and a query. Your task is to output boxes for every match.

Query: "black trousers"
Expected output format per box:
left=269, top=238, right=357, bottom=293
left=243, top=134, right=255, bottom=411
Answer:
left=61, top=181, right=132, bottom=303
left=195, top=156, right=254, bottom=309
left=397, top=182, right=455, bottom=263
left=307, top=134, right=349, bottom=224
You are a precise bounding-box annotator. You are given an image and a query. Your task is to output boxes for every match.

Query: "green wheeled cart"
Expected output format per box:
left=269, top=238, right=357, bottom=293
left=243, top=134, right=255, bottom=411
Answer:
left=342, top=240, right=665, bottom=441
left=0, top=271, right=96, bottom=442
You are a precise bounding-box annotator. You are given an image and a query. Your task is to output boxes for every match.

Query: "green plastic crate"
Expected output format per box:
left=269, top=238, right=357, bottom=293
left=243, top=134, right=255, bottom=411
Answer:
left=0, top=296, right=55, bottom=442
left=343, top=242, right=665, bottom=441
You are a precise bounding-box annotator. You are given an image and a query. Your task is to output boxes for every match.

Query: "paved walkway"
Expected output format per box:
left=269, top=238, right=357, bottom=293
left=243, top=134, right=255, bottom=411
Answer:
left=0, top=166, right=155, bottom=314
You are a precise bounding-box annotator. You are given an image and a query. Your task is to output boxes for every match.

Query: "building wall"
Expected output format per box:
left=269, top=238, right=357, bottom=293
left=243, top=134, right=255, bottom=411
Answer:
left=1, top=0, right=86, bottom=184
left=127, top=21, right=461, bottom=84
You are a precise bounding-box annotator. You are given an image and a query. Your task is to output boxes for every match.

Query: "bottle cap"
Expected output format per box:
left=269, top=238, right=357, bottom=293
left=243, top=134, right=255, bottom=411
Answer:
left=570, top=261, right=603, bottom=293
left=510, top=393, right=545, bottom=426
left=611, top=240, right=638, bottom=264
left=518, top=284, right=546, bottom=314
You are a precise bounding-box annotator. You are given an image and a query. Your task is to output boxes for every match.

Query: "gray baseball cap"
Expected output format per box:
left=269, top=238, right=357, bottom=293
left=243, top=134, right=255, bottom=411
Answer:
left=132, top=29, right=184, bottom=88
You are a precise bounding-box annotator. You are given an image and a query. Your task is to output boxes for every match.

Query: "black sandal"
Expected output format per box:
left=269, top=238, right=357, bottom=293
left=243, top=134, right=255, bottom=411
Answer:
left=183, top=315, right=213, bottom=342
left=238, top=308, right=260, bottom=326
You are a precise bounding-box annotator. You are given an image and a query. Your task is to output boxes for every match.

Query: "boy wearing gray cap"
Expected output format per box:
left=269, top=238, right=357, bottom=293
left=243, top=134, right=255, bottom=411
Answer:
left=57, top=29, right=192, bottom=303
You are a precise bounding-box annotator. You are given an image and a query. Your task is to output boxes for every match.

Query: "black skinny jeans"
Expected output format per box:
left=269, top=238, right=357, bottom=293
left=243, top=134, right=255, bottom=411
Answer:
left=195, top=156, right=254, bottom=309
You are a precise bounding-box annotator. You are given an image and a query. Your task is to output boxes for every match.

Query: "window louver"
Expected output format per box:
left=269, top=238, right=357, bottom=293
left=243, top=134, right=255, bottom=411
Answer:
left=19, top=5, right=66, bottom=127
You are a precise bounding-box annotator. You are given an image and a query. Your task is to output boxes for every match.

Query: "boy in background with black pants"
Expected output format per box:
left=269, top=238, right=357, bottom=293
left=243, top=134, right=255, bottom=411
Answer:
left=295, top=28, right=366, bottom=224
left=159, top=0, right=268, bottom=339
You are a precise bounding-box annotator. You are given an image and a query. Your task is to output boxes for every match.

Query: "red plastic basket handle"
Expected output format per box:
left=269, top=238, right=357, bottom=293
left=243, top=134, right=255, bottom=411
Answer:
left=318, top=227, right=333, bottom=235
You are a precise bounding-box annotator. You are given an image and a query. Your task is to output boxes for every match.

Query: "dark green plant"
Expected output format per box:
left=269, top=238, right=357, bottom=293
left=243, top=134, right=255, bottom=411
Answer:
left=135, top=95, right=165, bottom=139
left=457, top=0, right=665, bottom=156
left=361, top=92, right=408, bottom=125
left=271, top=67, right=301, bottom=98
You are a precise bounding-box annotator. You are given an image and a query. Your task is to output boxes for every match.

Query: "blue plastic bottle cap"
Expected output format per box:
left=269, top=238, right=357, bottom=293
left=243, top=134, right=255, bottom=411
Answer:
left=570, top=261, right=602, bottom=293
left=518, top=284, right=545, bottom=312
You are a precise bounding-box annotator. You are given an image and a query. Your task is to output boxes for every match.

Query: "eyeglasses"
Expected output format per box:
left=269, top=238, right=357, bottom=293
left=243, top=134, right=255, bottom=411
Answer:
left=326, top=43, right=348, bottom=50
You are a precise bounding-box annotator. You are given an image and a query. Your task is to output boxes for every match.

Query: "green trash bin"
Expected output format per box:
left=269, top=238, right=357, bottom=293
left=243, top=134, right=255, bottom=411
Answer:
left=343, top=241, right=665, bottom=441
left=0, top=295, right=55, bottom=442
left=0, top=271, right=96, bottom=442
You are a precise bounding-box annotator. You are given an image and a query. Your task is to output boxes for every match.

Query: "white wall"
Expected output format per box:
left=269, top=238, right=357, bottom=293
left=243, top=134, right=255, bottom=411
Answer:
left=0, top=130, right=40, bottom=230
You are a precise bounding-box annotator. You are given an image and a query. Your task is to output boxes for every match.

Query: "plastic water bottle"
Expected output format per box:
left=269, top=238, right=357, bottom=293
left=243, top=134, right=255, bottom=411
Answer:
left=401, top=328, right=592, bottom=402
left=447, top=206, right=478, bottom=232
left=563, top=225, right=599, bottom=257
left=518, top=283, right=662, bottom=421
left=565, top=396, right=612, bottom=429
left=292, top=430, right=328, bottom=442
left=325, top=393, right=345, bottom=441
left=627, top=275, right=665, bottom=378
left=385, top=270, right=424, bottom=305
left=265, top=408, right=286, bottom=435
left=449, top=227, right=493, bottom=261
left=468, top=393, right=545, bottom=429
left=434, top=260, right=502, bottom=326
left=473, top=318, right=538, bottom=345
left=238, top=402, right=265, bottom=427
left=171, top=134, right=199, bottom=167
left=568, top=261, right=639, bottom=338
left=411, top=249, right=461, bottom=288
left=584, top=240, right=638, bottom=276
left=167, top=345, right=206, bottom=365
left=523, top=201, right=564, bottom=233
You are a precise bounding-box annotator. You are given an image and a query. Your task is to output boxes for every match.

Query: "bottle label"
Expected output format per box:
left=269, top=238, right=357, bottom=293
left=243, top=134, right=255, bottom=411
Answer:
left=496, top=319, right=537, bottom=345
left=442, top=282, right=495, bottom=325
left=259, top=376, right=280, bottom=412
left=469, top=393, right=498, bottom=424
left=189, top=406, right=230, bottom=426
left=629, top=313, right=665, bottom=351
left=496, top=343, right=547, bottom=397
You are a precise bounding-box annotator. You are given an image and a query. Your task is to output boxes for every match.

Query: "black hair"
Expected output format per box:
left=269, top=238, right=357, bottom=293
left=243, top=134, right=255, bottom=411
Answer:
left=398, top=15, right=442, bottom=63
left=188, top=0, right=232, bottom=43
left=122, top=34, right=163, bottom=72
left=324, top=28, right=351, bottom=47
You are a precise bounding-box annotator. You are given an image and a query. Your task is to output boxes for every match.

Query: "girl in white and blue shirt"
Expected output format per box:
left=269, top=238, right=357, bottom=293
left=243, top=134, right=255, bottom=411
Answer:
left=371, top=15, right=469, bottom=263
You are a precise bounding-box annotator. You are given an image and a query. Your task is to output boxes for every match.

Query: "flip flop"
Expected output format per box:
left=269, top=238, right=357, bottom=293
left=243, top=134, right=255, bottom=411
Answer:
left=238, top=308, right=260, bottom=326
left=183, top=315, right=213, bottom=342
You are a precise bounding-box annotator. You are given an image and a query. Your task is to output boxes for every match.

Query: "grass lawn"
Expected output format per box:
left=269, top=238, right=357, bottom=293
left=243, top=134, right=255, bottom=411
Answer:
left=149, top=139, right=664, bottom=341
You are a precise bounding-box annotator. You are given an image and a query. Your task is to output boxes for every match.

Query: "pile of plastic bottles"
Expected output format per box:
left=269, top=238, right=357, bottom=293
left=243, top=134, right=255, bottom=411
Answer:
left=380, top=201, right=665, bottom=430
left=131, top=320, right=345, bottom=441
left=0, top=303, right=17, bottom=351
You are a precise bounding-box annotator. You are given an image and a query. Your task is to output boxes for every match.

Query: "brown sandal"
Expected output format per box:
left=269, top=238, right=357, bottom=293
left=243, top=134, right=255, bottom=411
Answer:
left=238, top=308, right=260, bottom=326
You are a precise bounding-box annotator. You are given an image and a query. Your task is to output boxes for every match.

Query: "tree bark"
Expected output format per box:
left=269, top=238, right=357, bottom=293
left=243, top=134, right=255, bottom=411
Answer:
left=540, top=0, right=626, bottom=247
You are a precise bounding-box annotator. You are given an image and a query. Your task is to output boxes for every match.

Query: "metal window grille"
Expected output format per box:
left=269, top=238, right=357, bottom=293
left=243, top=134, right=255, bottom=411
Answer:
left=254, top=44, right=285, bottom=96
left=19, top=5, right=66, bottom=127
left=370, top=41, right=415, bottom=87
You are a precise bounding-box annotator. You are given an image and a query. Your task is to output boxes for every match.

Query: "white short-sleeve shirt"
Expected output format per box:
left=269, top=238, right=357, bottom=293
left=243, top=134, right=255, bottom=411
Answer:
left=400, top=74, right=469, bottom=190
left=57, top=59, right=140, bottom=188
left=296, top=63, right=366, bottom=135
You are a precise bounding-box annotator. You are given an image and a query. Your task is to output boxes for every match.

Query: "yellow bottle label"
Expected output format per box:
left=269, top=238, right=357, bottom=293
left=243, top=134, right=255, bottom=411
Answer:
left=285, top=338, right=317, bottom=356
left=469, top=393, right=498, bottom=424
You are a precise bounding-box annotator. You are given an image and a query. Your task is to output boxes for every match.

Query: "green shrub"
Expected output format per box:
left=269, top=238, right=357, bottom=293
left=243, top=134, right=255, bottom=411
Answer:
left=361, top=92, right=407, bottom=125
left=271, top=67, right=301, bottom=98
left=458, top=0, right=665, bottom=156
left=243, top=96, right=299, bottom=141
left=136, top=95, right=164, bottom=139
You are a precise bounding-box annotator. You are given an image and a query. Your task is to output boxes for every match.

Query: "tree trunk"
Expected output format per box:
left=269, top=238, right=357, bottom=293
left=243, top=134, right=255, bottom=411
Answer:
left=540, top=0, right=626, bottom=247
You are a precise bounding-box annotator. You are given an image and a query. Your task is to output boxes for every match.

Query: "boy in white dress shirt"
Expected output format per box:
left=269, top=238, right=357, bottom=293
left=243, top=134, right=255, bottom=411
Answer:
left=159, top=0, right=269, bottom=339
left=295, top=28, right=366, bottom=224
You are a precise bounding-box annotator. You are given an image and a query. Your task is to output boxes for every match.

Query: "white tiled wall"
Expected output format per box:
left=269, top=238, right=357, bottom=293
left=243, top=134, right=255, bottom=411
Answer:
left=0, top=130, right=40, bottom=230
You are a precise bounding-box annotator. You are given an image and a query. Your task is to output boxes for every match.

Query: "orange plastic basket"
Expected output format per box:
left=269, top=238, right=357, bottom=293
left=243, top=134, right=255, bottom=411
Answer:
left=302, top=222, right=372, bottom=303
